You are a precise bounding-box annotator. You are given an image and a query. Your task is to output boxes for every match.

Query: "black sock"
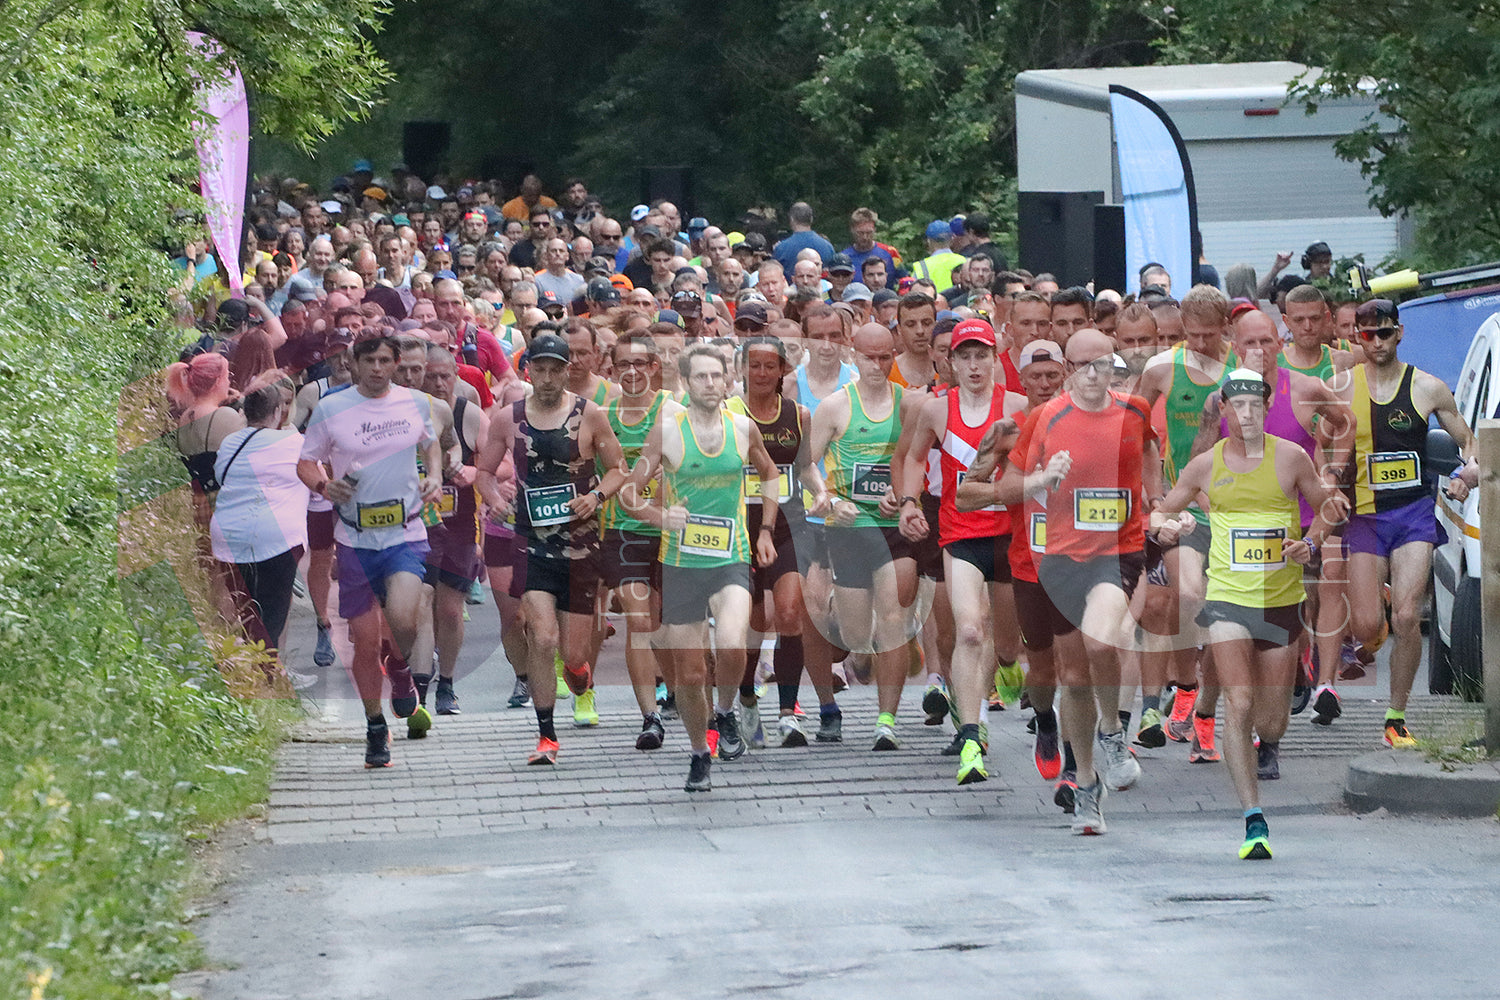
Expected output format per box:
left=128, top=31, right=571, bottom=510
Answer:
left=778, top=683, right=800, bottom=712
left=820, top=703, right=841, bottom=719
left=1245, top=809, right=1266, bottom=832
left=536, top=706, right=556, bottom=740
left=692, top=748, right=711, bottom=760
left=739, top=681, right=757, bottom=701
left=1142, top=693, right=1161, bottom=713
left=1177, top=682, right=1199, bottom=694
left=367, top=712, right=386, bottom=727
left=414, top=673, right=432, bottom=702
left=1035, top=708, right=1058, bottom=733
left=1119, top=709, right=1132, bottom=730
left=773, top=634, right=805, bottom=703
left=437, top=675, right=454, bottom=689
left=959, top=722, right=981, bottom=743
left=1062, top=741, right=1077, bottom=773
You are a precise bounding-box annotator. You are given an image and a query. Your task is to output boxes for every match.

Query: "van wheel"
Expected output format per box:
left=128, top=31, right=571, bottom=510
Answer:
left=1449, top=576, right=1483, bottom=702
left=1428, top=585, right=1454, bottom=695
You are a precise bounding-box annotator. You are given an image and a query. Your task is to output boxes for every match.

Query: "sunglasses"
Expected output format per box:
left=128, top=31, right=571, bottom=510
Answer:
left=1066, top=358, right=1115, bottom=376
left=1357, top=326, right=1399, bottom=341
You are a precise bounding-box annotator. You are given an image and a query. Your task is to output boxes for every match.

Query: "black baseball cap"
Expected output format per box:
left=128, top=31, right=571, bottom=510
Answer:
left=527, top=332, right=569, bottom=364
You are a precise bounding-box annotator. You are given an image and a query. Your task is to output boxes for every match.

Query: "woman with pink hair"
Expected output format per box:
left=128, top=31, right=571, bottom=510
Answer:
left=167, top=352, right=246, bottom=497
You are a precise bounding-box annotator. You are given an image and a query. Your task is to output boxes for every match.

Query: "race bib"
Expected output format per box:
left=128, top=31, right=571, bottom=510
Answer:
left=851, top=462, right=892, bottom=504
left=437, top=485, right=458, bottom=519
left=524, top=483, right=577, bottom=527
left=1230, top=527, right=1287, bottom=572
left=1368, top=450, right=1420, bottom=490
left=357, top=499, right=404, bottom=530
left=744, top=464, right=793, bottom=505
left=680, top=513, right=734, bottom=558
left=1029, top=512, right=1047, bottom=554
left=1074, top=488, right=1129, bottom=531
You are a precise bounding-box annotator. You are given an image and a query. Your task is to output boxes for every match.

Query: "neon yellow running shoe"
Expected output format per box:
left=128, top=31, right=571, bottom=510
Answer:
left=554, top=652, right=569, bottom=699
left=957, top=738, right=988, bottom=785
left=995, top=661, right=1025, bottom=707
left=573, top=688, right=600, bottom=727
left=1239, top=815, right=1272, bottom=860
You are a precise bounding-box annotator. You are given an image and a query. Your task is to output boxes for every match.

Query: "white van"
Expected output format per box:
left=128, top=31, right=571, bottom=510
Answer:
left=1428, top=312, right=1500, bottom=698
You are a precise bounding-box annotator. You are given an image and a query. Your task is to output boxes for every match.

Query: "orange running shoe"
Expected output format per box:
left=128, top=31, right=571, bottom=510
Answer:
left=528, top=736, right=559, bottom=765
left=562, top=661, right=592, bottom=696
left=1189, top=714, right=1221, bottom=763
left=1166, top=686, right=1196, bottom=743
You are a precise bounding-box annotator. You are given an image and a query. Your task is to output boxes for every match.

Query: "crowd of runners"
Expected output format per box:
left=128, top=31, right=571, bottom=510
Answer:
left=166, top=166, right=1482, bottom=860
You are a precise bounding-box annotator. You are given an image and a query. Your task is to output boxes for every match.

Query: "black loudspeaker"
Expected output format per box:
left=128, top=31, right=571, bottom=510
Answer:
left=1018, top=190, right=1104, bottom=287
left=1093, top=204, right=1126, bottom=295
left=640, top=166, right=694, bottom=218
left=402, top=121, right=451, bottom=182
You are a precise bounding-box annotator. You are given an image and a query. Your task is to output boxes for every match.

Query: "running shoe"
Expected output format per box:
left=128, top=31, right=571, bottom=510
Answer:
left=1034, top=724, right=1062, bottom=780
left=940, top=731, right=963, bottom=756
left=1383, top=719, right=1418, bottom=749
left=554, top=654, right=569, bottom=698
left=1291, top=646, right=1315, bottom=715
left=528, top=736, right=559, bottom=765
left=987, top=687, right=1004, bottom=711
left=466, top=578, right=485, bottom=605
left=716, top=711, right=746, bottom=760
left=872, top=722, right=901, bottom=751
left=507, top=677, right=531, bottom=709
left=285, top=668, right=318, bottom=691
left=1189, top=714, right=1221, bottom=763
left=815, top=712, right=843, bottom=743
left=655, top=681, right=669, bottom=707
left=662, top=693, right=679, bottom=721
left=1339, top=637, right=1372, bottom=680
left=313, top=622, right=335, bottom=668
left=1256, top=741, right=1280, bottom=780
left=922, top=682, right=950, bottom=726
left=364, top=717, right=391, bottom=768
left=1165, top=686, right=1196, bottom=743
left=1026, top=714, right=1037, bottom=735
left=1134, top=707, right=1166, bottom=748
left=684, top=752, right=712, bottom=792
left=562, top=661, right=592, bottom=697
left=1097, top=728, right=1142, bottom=790
left=636, top=714, right=665, bottom=751
left=995, top=661, right=1025, bottom=707
left=435, top=678, right=460, bottom=716
left=1311, top=685, right=1342, bottom=726
left=778, top=715, right=809, bottom=747
left=956, top=738, right=988, bottom=785
left=1072, top=774, right=1107, bottom=835
left=406, top=705, right=432, bottom=740
left=705, top=726, right=720, bottom=758
left=573, top=689, right=600, bottom=727
left=742, top=700, right=765, bottom=749
left=1054, top=770, right=1077, bottom=814
left=1239, top=814, right=1272, bottom=860
left=385, top=646, right=419, bottom=719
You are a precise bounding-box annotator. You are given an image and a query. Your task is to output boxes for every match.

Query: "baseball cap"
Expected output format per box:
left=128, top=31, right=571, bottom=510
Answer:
left=950, top=318, right=996, bottom=350
left=687, top=216, right=709, bottom=234
left=362, top=186, right=388, bottom=202
left=734, top=301, right=769, bottom=329
left=1221, top=367, right=1270, bottom=399
left=949, top=215, right=966, bottom=236
left=319, top=199, right=343, bottom=214
left=841, top=282, right=873, bottom=303
left=434, top=269, right=457, bottom=280
left=610, top=273, right=635, bottom=292
left=1304, top=241, right=1332, bottom=259
left=726, top=231, right=746, bottom=247
left=593, top=285, right=621, bottom=306
left=630, top=204, right=650, bottom=222
left=586, top=277, right=616, bottom=301
left=655, top=309, right=685, bottom=329
left=426, top=185, right=447, bottom=201
left=924, top=220, right=951, bottom=240
left=585, top=256, right=614, bottom=277
left=1019, top=340, right=1064, bottom=369
left=671, top=289, right=703, bottom=313
left=828, top=253, right=855, bottom=275
left=290, top=284, right=322, bottom=303
left=741, top=232, right=768, bottom=253
left=353, top=158, right=373, bottom=173
left=538, top=289, right=566, bottom=314
left=1355, top=298, right=1400, bottom=324
left=391, top=213, right=410, bottom=227
left=871, top=288, right=899, bottom=307
left=528, top=333, right=570, bottom=364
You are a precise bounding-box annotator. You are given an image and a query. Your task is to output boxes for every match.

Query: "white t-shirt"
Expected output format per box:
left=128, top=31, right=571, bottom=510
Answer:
left=300, top=384, right=438, bottom=550
left=211, top=427, right=311, bottom=563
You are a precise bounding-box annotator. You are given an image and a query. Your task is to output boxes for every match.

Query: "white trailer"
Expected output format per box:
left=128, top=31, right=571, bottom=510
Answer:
left=1014, top=62, right=1408, bottom=281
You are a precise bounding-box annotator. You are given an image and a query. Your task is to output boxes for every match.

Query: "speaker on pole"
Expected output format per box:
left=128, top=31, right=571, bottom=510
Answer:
left=1017, top=190, right=1103, bottom=287
left=1093, top=204, right=1126, bottom=296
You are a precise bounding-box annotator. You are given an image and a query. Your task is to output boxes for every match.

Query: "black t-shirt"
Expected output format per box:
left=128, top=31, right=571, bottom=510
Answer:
left=623, top=256, right=655, bottom=293
left=968, top=240, right=1009, bottom=273
left=509, top=239, right=542, bottom=270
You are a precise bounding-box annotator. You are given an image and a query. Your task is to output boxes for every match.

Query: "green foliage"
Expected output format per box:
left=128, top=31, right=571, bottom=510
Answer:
left=1164, top=0, right=1500, bottom=263
left=0, top=0, right=385, bottom=995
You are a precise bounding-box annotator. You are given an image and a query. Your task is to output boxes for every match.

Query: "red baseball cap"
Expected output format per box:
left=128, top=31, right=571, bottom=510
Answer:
left=951, top=318, right=997, bottom=350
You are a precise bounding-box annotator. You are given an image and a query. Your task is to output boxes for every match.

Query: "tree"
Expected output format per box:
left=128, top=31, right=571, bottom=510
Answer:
left=1164, top=0, right=1500, bottom=263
